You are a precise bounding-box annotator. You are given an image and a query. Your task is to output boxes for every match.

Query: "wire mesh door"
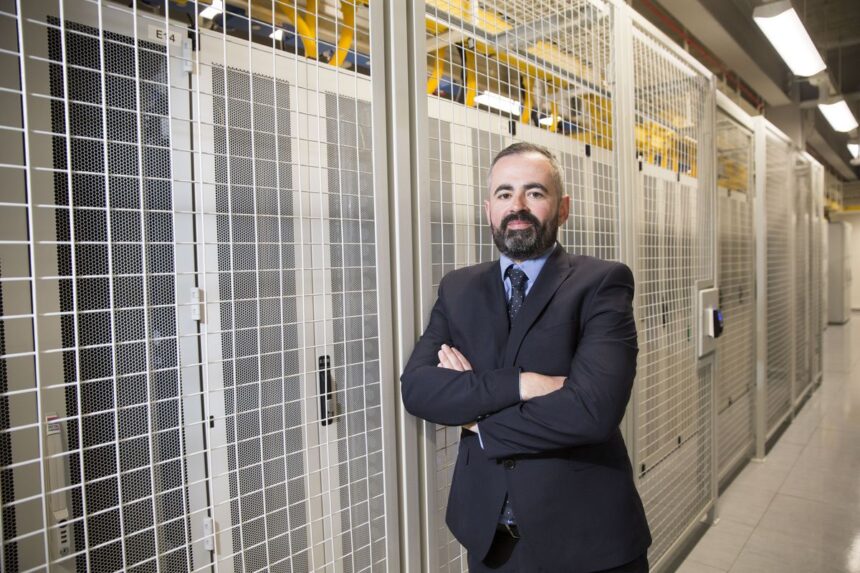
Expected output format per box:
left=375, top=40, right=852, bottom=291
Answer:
left=715, top=107, right=754, bottom=483
left=794, top=154, right=811, bottom=404
left=419, top=2, right=618, bottom=569
left=630, top=18, right=715, bottom=566
left=809, top=159, right=824, bottom=383
left=196, top=18, right=387, bottom=573
left=3, top=1, right=209, bottom=571
left=763, top=127, right=794, bottom=436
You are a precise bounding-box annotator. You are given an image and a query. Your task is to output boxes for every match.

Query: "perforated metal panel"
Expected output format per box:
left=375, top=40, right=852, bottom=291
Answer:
left=420, top=2, right=619, bottom=570
left=2, top=4, right=206, bottom=570
left=630, top=19, right=715, bottom=566
left=0, top=2, right=394, bottom=572
left=715, top=108, right=754, bottom=482
left=763, top=129, right=793, bottom=435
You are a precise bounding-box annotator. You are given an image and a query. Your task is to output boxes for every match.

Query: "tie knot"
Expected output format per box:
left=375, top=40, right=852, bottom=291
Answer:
left=505, top=266, right=528, bottom=291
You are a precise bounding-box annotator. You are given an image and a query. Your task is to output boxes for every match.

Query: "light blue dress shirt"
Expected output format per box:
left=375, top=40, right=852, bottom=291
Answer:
left=499, top=243, right=558, bottom=301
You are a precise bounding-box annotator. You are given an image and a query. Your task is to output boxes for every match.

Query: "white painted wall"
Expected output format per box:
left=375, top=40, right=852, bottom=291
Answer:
left=832, top=212, right=860, bottom=309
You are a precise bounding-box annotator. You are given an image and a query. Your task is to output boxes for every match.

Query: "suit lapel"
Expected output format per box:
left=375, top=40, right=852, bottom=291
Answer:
left=479, top=262, right=510, bottom=368
left=503, top=247, right=573, bottom=367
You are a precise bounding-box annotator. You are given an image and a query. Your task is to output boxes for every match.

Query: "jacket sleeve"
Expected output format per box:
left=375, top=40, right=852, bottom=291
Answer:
left=400, top=277, right=522, bottom=426
left=476, top=263, right=638, bottom=458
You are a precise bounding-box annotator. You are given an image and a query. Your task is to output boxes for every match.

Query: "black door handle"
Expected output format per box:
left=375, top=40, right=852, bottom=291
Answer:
left=318, top=355, right=335, bottom=426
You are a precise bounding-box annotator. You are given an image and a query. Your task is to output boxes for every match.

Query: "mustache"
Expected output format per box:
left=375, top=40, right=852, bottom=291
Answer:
left=501, top=211, right=541, bottom=231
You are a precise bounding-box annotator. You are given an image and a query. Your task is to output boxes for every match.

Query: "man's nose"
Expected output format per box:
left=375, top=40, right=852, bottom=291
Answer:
left=510, top=191, right=528, bottom=212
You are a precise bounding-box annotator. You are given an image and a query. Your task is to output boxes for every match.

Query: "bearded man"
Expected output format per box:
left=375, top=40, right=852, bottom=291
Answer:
left=401, top=142, right=652, bottom=572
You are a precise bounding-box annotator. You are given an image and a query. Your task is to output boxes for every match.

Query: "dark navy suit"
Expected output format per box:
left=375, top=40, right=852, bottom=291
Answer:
left=401, top=245, right=651, bottom=572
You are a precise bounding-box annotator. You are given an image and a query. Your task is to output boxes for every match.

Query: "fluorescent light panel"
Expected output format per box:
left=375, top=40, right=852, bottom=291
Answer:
left=753, top=1, right=826, bottom=77
left=474, top=91, right=522, bottom=116
left=201, top=0, right=224, bottom=20
left=818, top=100, right=859, bottom=133
left=849, top=143, right=859, bottom=159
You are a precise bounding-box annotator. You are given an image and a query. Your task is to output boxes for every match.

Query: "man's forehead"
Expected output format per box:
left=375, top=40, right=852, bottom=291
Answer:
left=489, top=153, right=555, bottom=189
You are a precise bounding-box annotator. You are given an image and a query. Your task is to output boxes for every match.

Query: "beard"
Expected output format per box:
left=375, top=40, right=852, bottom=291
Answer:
left=491, top=210, right=559, bottom=260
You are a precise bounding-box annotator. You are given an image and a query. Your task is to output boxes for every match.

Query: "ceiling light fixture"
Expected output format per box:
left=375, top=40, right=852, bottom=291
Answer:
left=753, top=0, right=826, bottom=77
left=848, top=143, right=859, bottom=159
left=269, top=29, right=286, bottom=42
left=539, top=115, right=561, bottom=127
left=474, top=91, right=523, bottom=117
left=201, top=0, right=224, bottom=20
left=818, top=100, right=859, bottom=133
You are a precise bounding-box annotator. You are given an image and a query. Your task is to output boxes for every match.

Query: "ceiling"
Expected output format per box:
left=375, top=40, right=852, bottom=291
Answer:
left=643, top=0, right=860, bottom=180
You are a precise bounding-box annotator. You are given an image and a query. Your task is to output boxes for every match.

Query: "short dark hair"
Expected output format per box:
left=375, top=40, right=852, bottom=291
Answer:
left=489, top=142, right=565, bottom=199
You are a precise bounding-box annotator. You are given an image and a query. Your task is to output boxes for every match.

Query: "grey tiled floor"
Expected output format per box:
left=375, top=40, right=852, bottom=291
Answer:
left=676, top=313, right=860, bottom=573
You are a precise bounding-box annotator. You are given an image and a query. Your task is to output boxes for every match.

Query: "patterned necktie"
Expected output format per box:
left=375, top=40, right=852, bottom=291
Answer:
left=499, top=266, right=528, bottom=528
left=506, top=266, right=528, bottom=323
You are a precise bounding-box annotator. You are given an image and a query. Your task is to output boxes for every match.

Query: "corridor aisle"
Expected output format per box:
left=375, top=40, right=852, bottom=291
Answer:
left=676, top=313, right=860, bottom=573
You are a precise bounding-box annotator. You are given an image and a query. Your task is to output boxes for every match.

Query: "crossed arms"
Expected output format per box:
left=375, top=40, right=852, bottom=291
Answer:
left=400, top=263, right=638, bottom=459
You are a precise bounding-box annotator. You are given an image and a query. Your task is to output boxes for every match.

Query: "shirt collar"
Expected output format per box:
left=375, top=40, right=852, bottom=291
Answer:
left=499, top=243, right=558, bottom=285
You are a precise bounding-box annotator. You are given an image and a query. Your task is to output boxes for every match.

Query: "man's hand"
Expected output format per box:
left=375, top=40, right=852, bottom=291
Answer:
left=435, top=345, right=478, bottom=432
left=437, top=344, right=472, bottom=372
left=520, top=372, right=566, bottom=400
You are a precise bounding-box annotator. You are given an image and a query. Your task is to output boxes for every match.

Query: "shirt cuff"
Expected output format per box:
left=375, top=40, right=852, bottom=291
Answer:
left=475, top=423, right=484, bottom=449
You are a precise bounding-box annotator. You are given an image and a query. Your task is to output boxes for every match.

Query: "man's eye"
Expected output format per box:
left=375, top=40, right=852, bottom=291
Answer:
left=528, top=191, right=545, bottom=199
left=497, top=192, right=512, bottom=200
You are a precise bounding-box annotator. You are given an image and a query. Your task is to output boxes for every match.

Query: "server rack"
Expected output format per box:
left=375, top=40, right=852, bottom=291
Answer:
left=714, top=93, right=755, bottom=486
left=754, top=119, right=795, bottom=445
left=0, top=1, right=400, bottom=572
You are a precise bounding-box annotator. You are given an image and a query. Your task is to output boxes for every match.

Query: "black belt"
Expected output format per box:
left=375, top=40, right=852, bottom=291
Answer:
left=496, top=522, right=520, bottom=539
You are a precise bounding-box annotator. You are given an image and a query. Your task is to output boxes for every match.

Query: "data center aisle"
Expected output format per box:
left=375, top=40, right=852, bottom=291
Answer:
left=676, top=312, right=860, bottom=573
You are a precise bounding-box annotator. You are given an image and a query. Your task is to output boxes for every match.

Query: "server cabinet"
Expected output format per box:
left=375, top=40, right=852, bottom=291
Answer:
left=714, top=94, right=755, bottom=485
left=628, top=16, right=716, bottom=568
left=5, top=3, right=209, bottom=570
left=756, top=120, right=795, bottom=440
left=1, top=2, right=398, bottom=572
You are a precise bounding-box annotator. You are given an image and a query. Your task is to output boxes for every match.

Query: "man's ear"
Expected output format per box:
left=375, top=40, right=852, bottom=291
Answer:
left=558, top=194, right=571, bottom=224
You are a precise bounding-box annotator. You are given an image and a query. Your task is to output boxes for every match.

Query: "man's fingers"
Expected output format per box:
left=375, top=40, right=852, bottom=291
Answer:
left=449, top=347, right=473, bottom=371
left=437, top=344, right=471, bottom=371
left=437, top=345, right=463, bottom=371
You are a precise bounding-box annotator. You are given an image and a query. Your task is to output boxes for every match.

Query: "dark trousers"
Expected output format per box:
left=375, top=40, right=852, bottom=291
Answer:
left=467, top=529, right=649, bottom=573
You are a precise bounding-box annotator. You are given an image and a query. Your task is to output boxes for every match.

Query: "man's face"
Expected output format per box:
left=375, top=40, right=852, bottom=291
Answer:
left=485, top=152, right=570, bottom=261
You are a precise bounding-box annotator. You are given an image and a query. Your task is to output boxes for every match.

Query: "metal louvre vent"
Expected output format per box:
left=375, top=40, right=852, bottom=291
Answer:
left=764, top=133, right=793, bottom=434
left=631, top=20, right=714, bottom=566
left=421, top=2, right=617, bottom=569
left=715, top=111, right=754, bottom=481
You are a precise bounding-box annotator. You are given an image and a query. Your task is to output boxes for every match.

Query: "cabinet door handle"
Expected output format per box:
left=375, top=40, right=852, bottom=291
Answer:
left=318, top=355, right=335, bottom=426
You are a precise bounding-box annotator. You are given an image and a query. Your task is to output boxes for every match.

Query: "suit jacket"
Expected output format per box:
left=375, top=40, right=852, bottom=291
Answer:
left=401, top=245, right=652, bottom=572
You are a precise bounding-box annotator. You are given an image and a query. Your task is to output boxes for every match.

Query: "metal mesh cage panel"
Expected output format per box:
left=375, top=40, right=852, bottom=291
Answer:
left=631, top=20, right=714, bottom=566
left=421, top=1, right=617, bottom=569
left=793, top=155, right=811, bottom=403
left=2, top=3, right=210, bottom=570
left=764, top=131, right=793, bottom=435
left=809, top=161, right=824, bottom=382
left=715, top=110, right=754, bottom=481
left=1, top=1, right=391, bottom=572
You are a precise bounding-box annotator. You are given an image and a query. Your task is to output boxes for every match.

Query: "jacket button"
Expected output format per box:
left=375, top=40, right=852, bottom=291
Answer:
left=503, top=459, right=516, bottom=470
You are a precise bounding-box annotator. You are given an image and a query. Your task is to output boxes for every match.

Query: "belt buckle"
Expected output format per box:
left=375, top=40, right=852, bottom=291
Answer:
left=503, top=523, right=520, bottom=539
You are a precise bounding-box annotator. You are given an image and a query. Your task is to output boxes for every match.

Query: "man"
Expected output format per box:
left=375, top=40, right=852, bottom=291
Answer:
left=401, top=142, right=651, bottom=572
